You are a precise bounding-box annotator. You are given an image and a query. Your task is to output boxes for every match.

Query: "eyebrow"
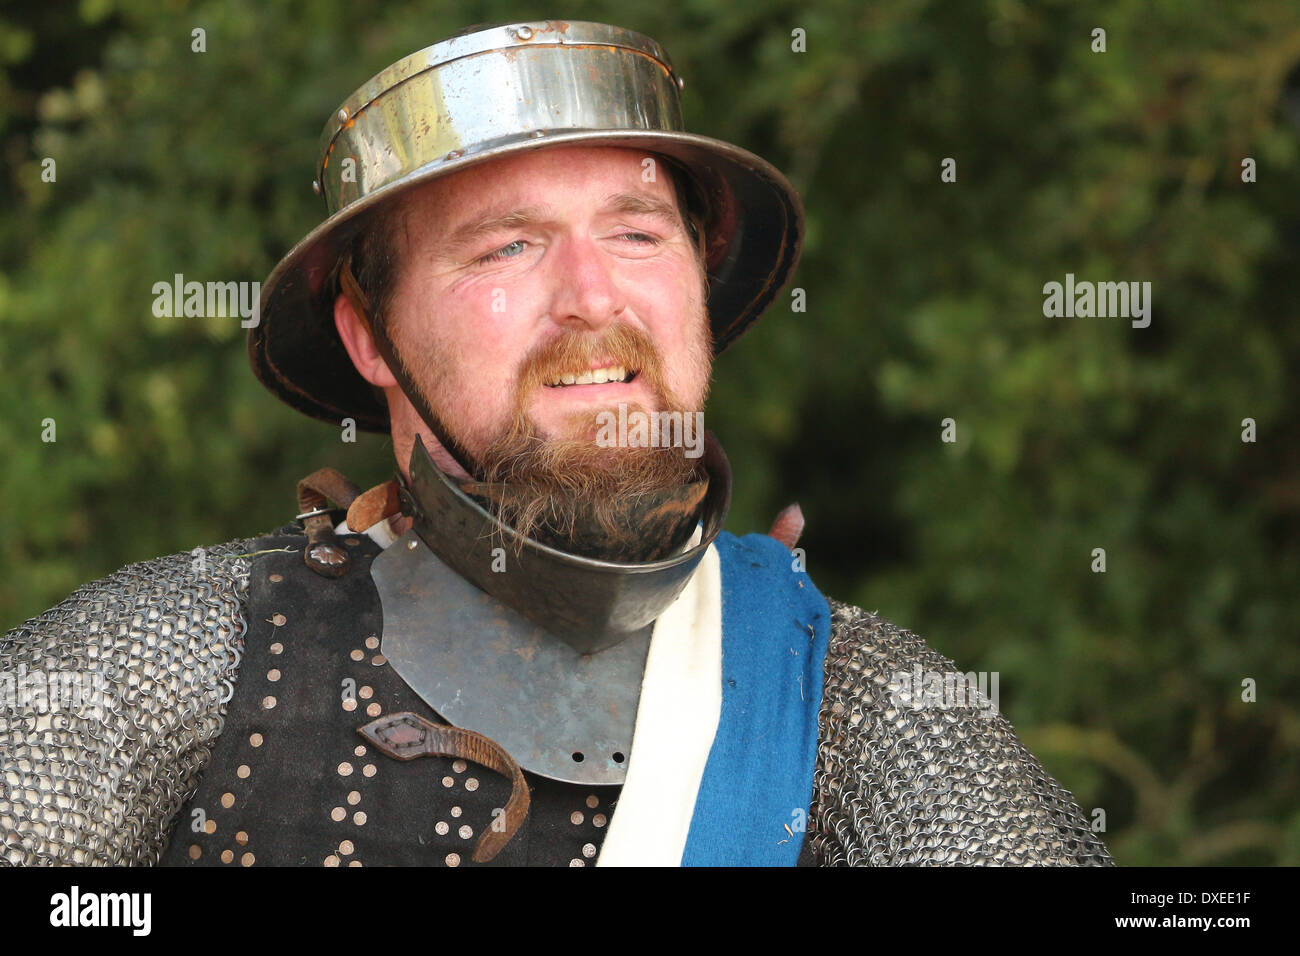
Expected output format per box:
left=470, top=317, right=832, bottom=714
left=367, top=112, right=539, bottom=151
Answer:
left=601, top=192, right=682, bottom=226
left=441, top=192, right=683, bottom=256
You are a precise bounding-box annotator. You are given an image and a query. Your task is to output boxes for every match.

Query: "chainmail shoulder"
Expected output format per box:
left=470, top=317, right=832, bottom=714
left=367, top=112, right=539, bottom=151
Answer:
left=809, top=599, right=1115, bottom=866
left=0, top=536, right=265, bottom=865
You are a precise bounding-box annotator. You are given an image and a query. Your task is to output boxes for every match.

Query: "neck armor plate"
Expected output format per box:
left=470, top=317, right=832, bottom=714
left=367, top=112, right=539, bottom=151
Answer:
left=370, top=431, right=732, bottom=784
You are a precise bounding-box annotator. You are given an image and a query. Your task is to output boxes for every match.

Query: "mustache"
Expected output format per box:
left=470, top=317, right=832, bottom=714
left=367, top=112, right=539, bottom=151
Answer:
left=514, top=324, right=669, bottom=403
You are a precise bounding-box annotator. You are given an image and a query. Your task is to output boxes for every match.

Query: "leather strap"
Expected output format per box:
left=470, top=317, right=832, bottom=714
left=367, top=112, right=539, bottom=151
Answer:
left=357, top=712, right=531, bottom=863
left=767, top=502, right=805, bottom=549
left=346, top=479, right=402, bottom=533
left=296, top=467, right=362, bottom=577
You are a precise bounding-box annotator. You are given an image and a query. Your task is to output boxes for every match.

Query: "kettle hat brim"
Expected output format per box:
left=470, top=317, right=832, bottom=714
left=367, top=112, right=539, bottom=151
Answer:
left=248, top=22, right=804, bottom=433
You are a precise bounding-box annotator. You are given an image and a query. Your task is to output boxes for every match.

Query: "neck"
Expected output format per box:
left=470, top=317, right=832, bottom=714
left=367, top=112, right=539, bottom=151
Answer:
left=388, top=397, right=474, bottom=484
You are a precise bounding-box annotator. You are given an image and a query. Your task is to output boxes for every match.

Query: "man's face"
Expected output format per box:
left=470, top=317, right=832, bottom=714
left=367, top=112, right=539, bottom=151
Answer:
left=383, top=145, right=712, bottom=467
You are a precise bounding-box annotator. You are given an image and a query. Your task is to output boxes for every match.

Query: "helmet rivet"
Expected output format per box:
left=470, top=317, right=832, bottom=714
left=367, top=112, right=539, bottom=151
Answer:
left=444, top=149, right=464, bottom=160
left=311, top=180, right=322, bottom=196
left=531, top=130, right=545, bottom=138
left=407, top=539, right=418, bottom=550
left=515, top=25, right=533, bottom=40
left=337, top=107, right=349, bottom=123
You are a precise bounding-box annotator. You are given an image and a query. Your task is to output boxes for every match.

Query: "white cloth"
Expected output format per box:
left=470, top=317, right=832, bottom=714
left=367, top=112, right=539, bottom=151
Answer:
left=335, top=515, right=724, bottom=866
left=595, top=539, right=721, bottom=866
left=336, top=514, right=400, bottom=550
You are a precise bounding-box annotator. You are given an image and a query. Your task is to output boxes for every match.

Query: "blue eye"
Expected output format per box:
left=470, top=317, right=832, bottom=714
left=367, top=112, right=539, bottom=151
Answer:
left=478, top=240, right=527, bottom=264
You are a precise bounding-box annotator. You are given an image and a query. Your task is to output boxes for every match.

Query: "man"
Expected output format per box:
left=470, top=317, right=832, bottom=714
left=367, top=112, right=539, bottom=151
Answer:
left=0, top=21, right=1112, bottom=867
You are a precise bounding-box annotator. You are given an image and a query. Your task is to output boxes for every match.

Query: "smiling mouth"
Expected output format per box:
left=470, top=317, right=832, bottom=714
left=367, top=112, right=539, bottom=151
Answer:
left=543, top=365, right=639, bottom=388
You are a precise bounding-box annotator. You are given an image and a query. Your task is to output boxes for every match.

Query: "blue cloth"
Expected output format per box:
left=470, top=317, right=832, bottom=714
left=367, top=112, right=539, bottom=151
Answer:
left=681, top=531, right=831, bottom=866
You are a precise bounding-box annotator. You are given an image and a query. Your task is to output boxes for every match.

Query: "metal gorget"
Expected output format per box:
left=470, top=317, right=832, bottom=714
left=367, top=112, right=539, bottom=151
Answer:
left=370, top=432, right=732, bottom=784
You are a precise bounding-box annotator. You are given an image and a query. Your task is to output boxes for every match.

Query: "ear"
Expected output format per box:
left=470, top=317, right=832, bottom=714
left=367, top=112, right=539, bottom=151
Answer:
left=334, top=292, right=398, bottom=388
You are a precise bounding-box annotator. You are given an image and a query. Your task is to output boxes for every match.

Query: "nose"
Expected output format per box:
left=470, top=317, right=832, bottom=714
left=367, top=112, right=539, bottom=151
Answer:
left=545, top=232, right=625, bottom=333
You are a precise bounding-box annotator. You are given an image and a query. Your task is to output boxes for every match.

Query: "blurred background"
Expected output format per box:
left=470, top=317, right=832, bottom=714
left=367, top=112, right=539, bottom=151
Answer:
left=2, top=0, right=1297, bottom=865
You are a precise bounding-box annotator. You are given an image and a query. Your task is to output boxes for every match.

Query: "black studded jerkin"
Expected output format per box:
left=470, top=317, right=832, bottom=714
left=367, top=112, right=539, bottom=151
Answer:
left=157, top=528, right=632, bottom=867
left=7, top=520, right=1108, bottom=866
left=5, top=513, right=1107, bottom=866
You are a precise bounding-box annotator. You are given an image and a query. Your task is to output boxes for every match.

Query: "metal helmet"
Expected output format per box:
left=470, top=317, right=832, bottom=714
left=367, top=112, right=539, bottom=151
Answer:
left=248, top=19, right=804, bottom=436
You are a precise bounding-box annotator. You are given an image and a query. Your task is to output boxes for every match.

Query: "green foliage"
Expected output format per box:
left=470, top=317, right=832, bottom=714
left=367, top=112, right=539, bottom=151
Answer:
left=2, top=0, right=1297, bottom=865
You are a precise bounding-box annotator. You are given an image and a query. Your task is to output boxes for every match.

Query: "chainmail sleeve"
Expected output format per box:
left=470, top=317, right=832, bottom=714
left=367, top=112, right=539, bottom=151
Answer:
left=809, top=600, right=1115, bottom=866
left=0, top=538, right=262, bottom=865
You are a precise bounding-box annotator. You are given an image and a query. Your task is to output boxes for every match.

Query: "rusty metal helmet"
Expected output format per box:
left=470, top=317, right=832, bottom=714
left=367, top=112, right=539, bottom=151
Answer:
left=248, top=20, right=804, bottom=435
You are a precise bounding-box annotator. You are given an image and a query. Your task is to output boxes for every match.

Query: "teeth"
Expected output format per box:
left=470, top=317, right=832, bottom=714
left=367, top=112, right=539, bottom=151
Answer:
left=547, top=365, right=630, bottom=387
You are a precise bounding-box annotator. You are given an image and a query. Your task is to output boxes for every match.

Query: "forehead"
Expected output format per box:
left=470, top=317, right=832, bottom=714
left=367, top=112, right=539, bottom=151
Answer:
left=399, top=145, right=678, bottom=223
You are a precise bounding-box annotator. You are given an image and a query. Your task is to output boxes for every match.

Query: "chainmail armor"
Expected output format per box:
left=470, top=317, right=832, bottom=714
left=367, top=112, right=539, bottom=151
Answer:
left=808, top=599, right=1114, bottom=865
left=0, top=538, right=260, bottom=865
left=3, top=546, right=1113, bottom=866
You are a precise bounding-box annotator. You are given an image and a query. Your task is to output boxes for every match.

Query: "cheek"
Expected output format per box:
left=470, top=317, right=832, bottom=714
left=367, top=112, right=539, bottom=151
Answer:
left=675, top=333, right=712, bottom=409
left=427, top=291, right=534, bottom=429
left=445, top=282, right=538, bottom=355
left=644, top=286, right=711, bottom=404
